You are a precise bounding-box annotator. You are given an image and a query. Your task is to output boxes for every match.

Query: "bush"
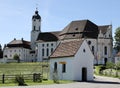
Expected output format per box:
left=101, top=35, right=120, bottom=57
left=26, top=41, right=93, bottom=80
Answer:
left=15, top=74, right=27, bottom=86
left=94, top=65, right=106, bottom=75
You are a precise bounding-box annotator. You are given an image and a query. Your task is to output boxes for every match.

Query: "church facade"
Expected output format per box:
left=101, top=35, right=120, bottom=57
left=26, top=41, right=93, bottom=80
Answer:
left=3, top=9, right=113, bottom=65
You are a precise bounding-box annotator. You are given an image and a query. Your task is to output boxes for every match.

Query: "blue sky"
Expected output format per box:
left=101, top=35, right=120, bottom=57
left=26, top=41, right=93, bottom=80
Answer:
left=0, top=0, right=120, bottom=47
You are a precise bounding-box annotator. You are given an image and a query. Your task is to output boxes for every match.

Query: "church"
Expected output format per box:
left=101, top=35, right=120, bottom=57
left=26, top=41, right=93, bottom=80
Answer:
left=3, top=9, right=113, bottom=65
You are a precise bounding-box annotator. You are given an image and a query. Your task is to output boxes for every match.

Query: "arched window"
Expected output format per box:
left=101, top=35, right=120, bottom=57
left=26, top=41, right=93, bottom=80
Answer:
left=34, top=26, right=36, bottom=30
left=46, top=48, right=49, bottom=56
left=54, top=62, right=57, bottom=72
left=104, top=46, right=107, bottom=55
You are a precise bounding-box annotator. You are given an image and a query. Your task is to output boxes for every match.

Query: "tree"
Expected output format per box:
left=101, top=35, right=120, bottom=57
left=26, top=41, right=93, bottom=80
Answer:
left=13, top=54, right=20, bottom=63
left=114, top=27, right=120, bottom=52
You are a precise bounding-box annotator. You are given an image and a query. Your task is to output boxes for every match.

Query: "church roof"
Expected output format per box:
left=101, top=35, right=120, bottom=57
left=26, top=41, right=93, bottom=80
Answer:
left=50, top=40, right=83, bottom=58
left=37, top=31, right=60, bottom=42
left=7, top=38, right=31, bottom=49
left=59, top=20, right=99, bottom=40
left=98, top=25, right=110, bottom=34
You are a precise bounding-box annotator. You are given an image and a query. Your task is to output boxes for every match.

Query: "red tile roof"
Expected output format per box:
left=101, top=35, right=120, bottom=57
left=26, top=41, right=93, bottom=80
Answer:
left=50, top=40, right=83, bottom=58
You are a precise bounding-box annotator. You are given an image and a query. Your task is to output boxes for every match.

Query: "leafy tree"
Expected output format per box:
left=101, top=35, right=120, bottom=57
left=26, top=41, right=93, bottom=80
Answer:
left=13, top=54, right=20, bottom=63
left=114, top=27, right=120, bottom=52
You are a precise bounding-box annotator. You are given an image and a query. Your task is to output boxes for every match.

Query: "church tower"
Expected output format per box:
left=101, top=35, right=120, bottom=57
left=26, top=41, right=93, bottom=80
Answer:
left=31, top=8, right=41, bottom=50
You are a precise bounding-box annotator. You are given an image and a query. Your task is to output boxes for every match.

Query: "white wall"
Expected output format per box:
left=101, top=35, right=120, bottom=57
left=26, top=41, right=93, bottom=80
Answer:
left=3, top=47, right=31, bottom=62
left=50, top=57, right=74, bottom=80
left=73, top=40, right=94, bottom=81
left=37, top=41, right=59, bottom=61
left=50, top=40, right=94, bottom=81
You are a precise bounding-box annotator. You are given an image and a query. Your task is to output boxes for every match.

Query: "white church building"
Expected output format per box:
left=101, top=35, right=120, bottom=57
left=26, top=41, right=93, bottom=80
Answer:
left=49, top=39, right=94, bottom=81
left=3, top=9, right=113, bottom=65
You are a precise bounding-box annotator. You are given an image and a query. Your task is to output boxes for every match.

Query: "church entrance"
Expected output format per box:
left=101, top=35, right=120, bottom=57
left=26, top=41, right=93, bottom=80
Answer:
left=82, top=67, right=87, bottom=81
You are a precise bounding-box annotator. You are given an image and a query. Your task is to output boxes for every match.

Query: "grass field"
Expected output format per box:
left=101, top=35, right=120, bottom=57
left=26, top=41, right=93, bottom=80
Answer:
left=0, top=62, right=73, bottom=86
left=0, top=62, right=48, bottom=75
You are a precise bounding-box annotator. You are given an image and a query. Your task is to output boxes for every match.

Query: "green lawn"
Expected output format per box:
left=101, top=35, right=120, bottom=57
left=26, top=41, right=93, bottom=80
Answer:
left=0, top=62, right=48, bottom=75
left=0, top=80, right=73, bottom=87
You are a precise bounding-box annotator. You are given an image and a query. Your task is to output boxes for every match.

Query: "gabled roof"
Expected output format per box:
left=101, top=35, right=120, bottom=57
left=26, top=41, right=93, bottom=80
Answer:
left=50, top=40, right=83, bottom=58
left=7, top=39, right=31, bottom=49
left=59, top=20, right=99, bottom=40
left=37, top=31, right=60, bottom=42
left=98, top=25, right=110, bottom=34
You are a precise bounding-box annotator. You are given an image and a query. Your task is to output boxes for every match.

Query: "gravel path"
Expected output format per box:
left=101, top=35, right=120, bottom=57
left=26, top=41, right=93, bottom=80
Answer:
left=1, top=76, right=120, bottom=88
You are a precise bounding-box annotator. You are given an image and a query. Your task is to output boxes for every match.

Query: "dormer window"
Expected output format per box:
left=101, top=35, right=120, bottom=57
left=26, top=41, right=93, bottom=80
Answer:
left=75, top=28, right=78, bottom=31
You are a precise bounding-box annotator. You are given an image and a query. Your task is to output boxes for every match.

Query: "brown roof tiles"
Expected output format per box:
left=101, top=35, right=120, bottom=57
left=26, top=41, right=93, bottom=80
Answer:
left=50, top=40, right=83, bottom=58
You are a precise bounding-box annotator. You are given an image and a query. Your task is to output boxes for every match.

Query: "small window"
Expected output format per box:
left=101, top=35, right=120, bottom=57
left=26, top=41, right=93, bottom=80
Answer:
left=83, top=49, right=86, bottom=52
left=51, top=48, right=53, bottom=52
left=75, top=28, right=78, bottom=30
left=73, top=34, right=75, bottom=37
left=88, top=41, right=91, bottom=45
left=62, top=64, right=66, bottom=73
left=104, top=46, right=107, bottom=55
left=46, top=48, right=49, bottom=56
left=42, top=49, right=44, bottom=56
left=34, top=26, right=36, bottom=30
left=54, top=62, right=57, bottom=72
left=92, top=46, right=94, bottom=54
left=42, top=44, right=44, bottom=47
left=47, top=44, right=49, bottom=47
left=14, top=50, right=16, bottom=52
left=51, top=43, right=53, bottom=46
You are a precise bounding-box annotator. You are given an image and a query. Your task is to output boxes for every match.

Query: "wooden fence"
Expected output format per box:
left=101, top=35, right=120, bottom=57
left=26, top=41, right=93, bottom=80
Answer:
left=0, top=73, right=43, bottom=84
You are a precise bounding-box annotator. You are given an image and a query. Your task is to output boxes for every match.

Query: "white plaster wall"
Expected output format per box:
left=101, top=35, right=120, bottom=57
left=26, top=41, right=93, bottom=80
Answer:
left=3, top=47, right=31, bottom=62
left=49, top=57, right=74, bottom=80
left=73, top=40, right=94, bottom=81
left=37, top=41, right=59, bottom=61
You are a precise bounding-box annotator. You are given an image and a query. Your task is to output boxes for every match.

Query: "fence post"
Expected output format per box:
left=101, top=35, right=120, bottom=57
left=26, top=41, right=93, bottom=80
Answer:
left=2, top=74, right=5, bottom=84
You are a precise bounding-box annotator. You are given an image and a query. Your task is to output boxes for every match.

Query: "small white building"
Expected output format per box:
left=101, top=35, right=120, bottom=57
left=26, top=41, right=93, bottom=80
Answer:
left=49, top=39, right=94, bottom=81
left=3, top=38, right=31, bottom=62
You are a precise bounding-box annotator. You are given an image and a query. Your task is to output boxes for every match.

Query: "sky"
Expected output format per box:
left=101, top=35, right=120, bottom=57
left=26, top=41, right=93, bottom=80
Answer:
left=0, top=0, right=120, bottom=47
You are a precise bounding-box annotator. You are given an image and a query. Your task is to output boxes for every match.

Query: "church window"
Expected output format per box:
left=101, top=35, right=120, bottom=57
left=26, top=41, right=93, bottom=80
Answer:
left=104, top=46, right=107, bottom=55
left=42, top=49, right=44, bottom=56
left=54, top=62, right=57, bottom=72
left=73, top=34, right=75, bottom=37
left=62, top=64, right=66, bottom=73
left=47, top=44, right=49, bottom=47
left=51, top=48, right=53, bottom=52
left=42, top=44, right=44, bottom=47
left=83, top=49, right=86, bottom=52
left=75, top=28, right=78, bottom=31
left=46, top=48, right=49, bottom=56
left=92, top=46, right=94, bottom=54
left=34, top=26, right=36, bottom=30
left=51, top=43, right=53, bottom=46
